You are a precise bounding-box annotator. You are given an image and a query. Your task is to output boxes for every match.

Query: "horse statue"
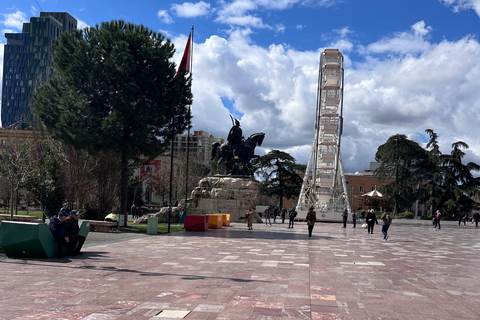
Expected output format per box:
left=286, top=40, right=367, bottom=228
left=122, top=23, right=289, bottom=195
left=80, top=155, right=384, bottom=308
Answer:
left=211, top=132, right=265, bottom=175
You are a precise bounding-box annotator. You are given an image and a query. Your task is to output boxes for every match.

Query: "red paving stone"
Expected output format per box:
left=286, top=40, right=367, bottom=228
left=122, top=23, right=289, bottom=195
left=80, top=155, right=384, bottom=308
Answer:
left=1, top=219, right=480, bottom=319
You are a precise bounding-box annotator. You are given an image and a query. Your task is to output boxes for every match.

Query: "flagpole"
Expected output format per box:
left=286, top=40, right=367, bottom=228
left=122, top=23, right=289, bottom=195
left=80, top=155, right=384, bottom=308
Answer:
left=185, top=26, right=193, bottom=209
left=169, top=29, right=192, bottom=233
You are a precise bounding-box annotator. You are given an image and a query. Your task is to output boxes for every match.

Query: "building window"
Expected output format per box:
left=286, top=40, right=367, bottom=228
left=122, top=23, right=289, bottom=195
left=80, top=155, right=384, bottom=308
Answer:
left=371, top=185, right=376, bottom=191
left=359, top=185, right=364, bottom=193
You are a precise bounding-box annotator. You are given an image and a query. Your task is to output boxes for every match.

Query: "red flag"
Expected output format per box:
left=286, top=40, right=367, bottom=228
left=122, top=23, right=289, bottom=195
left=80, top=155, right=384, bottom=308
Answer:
left=176, top=32, right=192, bottom=77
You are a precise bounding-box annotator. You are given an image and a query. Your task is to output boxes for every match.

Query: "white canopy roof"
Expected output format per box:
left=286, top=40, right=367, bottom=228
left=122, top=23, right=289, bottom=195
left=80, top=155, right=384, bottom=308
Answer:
left=362, top=190, right=383, bottom=197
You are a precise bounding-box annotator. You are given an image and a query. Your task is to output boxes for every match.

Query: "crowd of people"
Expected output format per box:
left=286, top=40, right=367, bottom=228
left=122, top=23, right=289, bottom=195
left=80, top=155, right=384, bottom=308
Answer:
left=244, top=205, right=480, bottom=241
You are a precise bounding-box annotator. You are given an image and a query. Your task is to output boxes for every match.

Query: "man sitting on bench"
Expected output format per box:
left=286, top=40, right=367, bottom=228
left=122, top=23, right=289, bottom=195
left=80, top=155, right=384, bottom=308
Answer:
left=66, top=210, right=86, bottom=256
left=49, top=211, right=70, bottom=258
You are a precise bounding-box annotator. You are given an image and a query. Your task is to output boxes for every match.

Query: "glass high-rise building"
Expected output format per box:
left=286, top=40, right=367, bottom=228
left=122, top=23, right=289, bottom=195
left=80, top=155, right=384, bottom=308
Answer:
left=1, top=12, right=77, bottom=129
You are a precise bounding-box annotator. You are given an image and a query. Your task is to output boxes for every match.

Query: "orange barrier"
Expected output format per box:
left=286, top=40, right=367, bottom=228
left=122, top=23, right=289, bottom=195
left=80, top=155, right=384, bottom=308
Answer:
left=207, top=214, right=223, bottom=229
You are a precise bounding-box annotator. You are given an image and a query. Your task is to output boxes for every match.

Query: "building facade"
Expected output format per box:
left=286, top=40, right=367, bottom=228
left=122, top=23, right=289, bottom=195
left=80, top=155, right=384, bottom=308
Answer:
left=345, top=162, right=427, bottom=217
left=1, top=12, right=77, bottom=128
left=173, top=130, right=224, bottom=164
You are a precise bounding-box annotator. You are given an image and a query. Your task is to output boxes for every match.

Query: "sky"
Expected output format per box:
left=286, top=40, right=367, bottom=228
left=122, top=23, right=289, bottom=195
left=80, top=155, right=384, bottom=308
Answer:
left=2, top=0, right=480, bottom=175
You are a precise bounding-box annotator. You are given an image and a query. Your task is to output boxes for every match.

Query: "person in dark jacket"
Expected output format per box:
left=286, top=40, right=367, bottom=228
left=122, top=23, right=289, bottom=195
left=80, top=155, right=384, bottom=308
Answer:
left=49, top=211, right=70, bottom=258
left=366, top=209, right=378, bottom=234
left=288, top=208, right=297, bottom=228
left=342, top=208, right=348, bottom=228
left=306, top=207, right=317, bottom=237
left=473, top=211, right=480, bottom=228
left=65, top=210, right=86, bottom=256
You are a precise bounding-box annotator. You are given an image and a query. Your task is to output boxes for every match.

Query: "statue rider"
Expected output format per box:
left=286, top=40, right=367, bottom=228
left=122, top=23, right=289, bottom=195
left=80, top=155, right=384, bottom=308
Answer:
left=227, top=118, right=243, bottom=157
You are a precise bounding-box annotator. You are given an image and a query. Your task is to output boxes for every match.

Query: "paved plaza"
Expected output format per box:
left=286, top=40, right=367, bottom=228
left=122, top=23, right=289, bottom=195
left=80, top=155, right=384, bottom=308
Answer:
left=1, top=218, right=480, bottom=320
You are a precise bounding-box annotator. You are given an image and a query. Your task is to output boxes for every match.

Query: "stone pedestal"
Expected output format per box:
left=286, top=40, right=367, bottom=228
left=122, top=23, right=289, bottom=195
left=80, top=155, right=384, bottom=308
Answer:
left=186, top=176, right=259, bottom=222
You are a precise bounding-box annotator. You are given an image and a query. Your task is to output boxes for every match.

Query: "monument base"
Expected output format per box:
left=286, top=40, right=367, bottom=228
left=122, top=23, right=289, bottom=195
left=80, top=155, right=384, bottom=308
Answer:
left=186, top=176, right=259, bottom=222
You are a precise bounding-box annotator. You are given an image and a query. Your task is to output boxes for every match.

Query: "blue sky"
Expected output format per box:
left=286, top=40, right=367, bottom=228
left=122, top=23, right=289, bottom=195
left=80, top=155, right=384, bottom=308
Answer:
left=2, top=0, right=480, bottom=174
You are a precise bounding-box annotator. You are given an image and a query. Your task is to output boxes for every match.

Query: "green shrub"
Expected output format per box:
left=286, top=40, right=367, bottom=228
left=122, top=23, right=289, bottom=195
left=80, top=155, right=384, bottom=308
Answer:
left=403, top=212, right=414, bottom=219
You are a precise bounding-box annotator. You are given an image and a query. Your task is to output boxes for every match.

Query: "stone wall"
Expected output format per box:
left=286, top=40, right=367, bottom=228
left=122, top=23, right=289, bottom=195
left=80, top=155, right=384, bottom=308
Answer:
left=186, top=176, right=259, bottom=222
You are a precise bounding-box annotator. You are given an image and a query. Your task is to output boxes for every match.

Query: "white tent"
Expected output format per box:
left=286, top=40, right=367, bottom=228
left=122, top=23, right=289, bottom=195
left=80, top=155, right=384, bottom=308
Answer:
left=362, top=190, right=383, bottom=197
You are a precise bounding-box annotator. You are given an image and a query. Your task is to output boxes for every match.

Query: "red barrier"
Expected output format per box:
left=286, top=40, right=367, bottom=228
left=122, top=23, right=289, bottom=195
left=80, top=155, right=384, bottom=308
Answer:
left=185, top=215, right=209, bottom=231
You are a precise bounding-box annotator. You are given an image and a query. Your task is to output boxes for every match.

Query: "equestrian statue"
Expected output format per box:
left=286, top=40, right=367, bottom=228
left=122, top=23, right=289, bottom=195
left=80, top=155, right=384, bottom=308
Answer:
left=211, top=116, right=265, bottom=176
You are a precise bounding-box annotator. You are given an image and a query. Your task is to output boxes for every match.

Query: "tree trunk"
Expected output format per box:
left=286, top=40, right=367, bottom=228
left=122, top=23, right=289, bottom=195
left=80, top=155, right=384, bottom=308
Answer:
left=120, top=152, right=129, bottom=227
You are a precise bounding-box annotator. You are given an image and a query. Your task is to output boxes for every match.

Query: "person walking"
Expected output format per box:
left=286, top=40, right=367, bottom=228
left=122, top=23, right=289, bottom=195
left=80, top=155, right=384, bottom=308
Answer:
left=131, top=204, right=137, bottom=219
left=434, top=210, right=442, bottom=229
left=306, top=207, right=317, bottom=237
left=473, top=211, right=480, bottom=227
left=281, top=207, right=287, bottom=224
left=179, top=208, right=186, bottom=227
left=380, top=211, right=392, bottom=241
left=366, top=209, right=378, bottom=234
left=352, top=210, right=357, bottom=228
left=342, top=208, right=348, bottom=228
left=265, top=207, right=272, bottom=225
left=246, top=207, right=254, bottom=230
left=288, top=208, right=297, bottom=228
left=273, top=207, right=279, bottom=223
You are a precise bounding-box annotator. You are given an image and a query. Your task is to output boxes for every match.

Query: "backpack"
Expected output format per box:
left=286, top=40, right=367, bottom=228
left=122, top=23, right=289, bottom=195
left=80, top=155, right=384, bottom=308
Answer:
left=385, top=214, right=392, bottom=225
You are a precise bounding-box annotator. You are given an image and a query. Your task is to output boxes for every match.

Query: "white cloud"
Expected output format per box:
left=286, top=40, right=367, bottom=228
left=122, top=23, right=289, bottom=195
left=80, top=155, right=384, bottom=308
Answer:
left=169, top=19, right=480, bottom=173
left=76, top=18, right=89, bottom=30
left=171, top=1, right=211, bottom=18
left=157, top=10, right=174, bottom=24
left=366, top=21, right=432, bottom=55
left=2, top=10, right=27, bottom=30
left=275, top=23, right=285, bottom=34
left=441, top=0, right=480, bottom=17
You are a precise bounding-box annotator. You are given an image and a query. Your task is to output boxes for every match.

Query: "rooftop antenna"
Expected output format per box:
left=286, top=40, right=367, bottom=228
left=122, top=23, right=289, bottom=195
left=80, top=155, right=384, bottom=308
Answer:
left=35, top=0, right=44, bottom=12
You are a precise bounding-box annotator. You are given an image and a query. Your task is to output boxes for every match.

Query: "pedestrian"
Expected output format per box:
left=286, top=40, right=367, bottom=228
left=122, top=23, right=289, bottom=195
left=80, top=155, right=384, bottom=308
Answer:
left=361, top=210, right=365, bottom=221
left=473, top=211, right=479, bottom=227
left=434, top=210, right=442, bottom=229
left=366, top=209, right=378, bottom=234
left=131, top=204, right=137, bottom=219
left=281, top=207, right=287, bottom=224
left=265, top=207, right=272, bottom=225
left=380, top=211, right=392, bottom=241
left=246, top=207, right=254, bottom=230
left=352, top=210, right=357, bottom=228
left=463, top=213, right=468, bottom=227
left=288, top=208, right=297, bottom=228
left=65, top=210, right=86, bottom=256
left=273, top=207, right=279, bottom=223
left=58, top=202, right=71, bottom=217
left=49, top=211, right=70, bottom=258
left=342, top=208, right=348, bottom=228
left=457, top=212, right=464, bottom=226
left=306, top=206, right=317, bottom=237
left=179, top=208, right=186, bottom=226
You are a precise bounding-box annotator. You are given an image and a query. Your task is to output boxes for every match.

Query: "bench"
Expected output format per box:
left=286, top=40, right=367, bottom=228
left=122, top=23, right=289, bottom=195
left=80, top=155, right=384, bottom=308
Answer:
left=84, top=220, right=117, bottom=232
left=0, top=214, right=42, bottom=223
left=0, top=220, right=90, bottom=259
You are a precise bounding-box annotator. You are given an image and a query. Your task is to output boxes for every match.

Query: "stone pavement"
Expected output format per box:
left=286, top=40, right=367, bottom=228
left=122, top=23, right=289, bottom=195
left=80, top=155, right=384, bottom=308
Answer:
left=1, top=219, right=480, bottom=320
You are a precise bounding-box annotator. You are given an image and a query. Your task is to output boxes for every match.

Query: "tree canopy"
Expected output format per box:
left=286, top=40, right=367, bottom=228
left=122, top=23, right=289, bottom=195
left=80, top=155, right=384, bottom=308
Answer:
left=33, top=20, right=192, bottom=221
left=375, top=134, right=429, bottom=214
left=375, top=131, right=480, bottom=216
left=255, top=150, right=305, bottom=209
